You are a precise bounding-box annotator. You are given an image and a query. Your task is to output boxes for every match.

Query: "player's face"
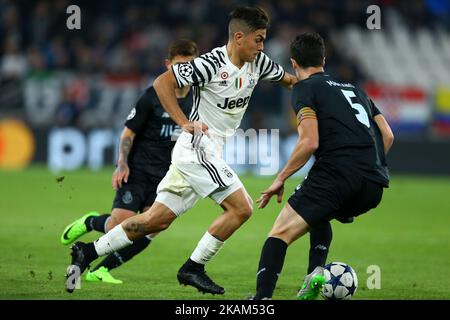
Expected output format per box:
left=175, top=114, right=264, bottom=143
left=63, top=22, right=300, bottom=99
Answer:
left=165, top=55, right=196, bottom=70
left=241, top=29, right=266, bottom=62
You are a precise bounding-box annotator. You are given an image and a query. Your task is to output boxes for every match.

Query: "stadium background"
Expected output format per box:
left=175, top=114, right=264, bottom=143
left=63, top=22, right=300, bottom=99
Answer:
left=0, top=0, right=449, bottom=300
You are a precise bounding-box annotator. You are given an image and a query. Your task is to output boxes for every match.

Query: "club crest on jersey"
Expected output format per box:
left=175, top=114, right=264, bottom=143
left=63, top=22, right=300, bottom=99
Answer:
left=248, top=76, right=256, bottom=88
left=178, top=63, right=194, bottom=78
left=127, top=107, right=136, bottom=120
left=220, top=71, right=229, bottom=80
left=122, top=191, right=133, bottom=204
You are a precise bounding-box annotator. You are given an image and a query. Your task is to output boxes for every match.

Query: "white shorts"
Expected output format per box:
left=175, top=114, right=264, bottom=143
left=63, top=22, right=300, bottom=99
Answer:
left=155, top=132, right=245, bottom=216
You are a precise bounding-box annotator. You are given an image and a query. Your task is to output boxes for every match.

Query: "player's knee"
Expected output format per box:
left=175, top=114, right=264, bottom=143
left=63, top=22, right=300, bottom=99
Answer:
left=107, top=214, right=124, bottom=231
left=108, top=216, right=119, bottom=229
left=235, top=203, right=253, bottom=222
left=246, top=195, right=254, bottom=212
left=111, top=210, right=135, bottom=224
left=105, top=216, right=117, bottom=231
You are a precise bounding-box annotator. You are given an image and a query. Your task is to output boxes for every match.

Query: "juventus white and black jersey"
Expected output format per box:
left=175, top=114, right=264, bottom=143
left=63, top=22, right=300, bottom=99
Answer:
left=155, top=46, right=285, bottom=207
left=171, top=45, right=285, bottom=139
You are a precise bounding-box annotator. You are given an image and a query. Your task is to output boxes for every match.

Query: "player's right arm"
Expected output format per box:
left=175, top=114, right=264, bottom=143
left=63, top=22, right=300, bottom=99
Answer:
left=257, top=82, right=319, bottom=209
left=112, top=127, right=136, bottom=190
left=154, top=52, right=221, bottom=134
left=374, top=114, right=394, bottom=155
left=153, top=70, right=194, bottom=132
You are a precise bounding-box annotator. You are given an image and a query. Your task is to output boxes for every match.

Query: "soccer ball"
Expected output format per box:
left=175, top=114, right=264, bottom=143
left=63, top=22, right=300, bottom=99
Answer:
left=322, top=262, right=358, bottom=300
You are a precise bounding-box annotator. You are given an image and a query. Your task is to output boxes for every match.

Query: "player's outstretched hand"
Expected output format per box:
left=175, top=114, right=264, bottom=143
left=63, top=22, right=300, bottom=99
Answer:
left=112, top=161, right=130, bottom=190
left=256, top=179, right=284, bottom=209
left=182, top=121, right=209, bottom=136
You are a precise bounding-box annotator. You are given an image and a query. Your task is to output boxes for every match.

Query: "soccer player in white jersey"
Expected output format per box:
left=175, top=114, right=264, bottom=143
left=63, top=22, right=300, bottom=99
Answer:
left=65, top=6, right=298, bottom=295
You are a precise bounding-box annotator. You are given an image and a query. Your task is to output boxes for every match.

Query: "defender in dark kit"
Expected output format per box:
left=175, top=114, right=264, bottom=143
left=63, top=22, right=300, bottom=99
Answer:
left=252, top=32, right=394, bottom=300
left=61, top=40, right=198, bottom=285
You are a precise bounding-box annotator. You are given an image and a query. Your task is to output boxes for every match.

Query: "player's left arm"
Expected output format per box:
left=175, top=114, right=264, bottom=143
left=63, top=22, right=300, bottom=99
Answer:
left=258, top=52, right=297, bottom=89
left=374, top=114, right=394, bottom=154
left=369, top=99, right=394, bottom=155
left=278, top=72, right=299, bottom=90
left=257, top=116, right=319, bottom=209
left=112, top=127, right=136, bottom=190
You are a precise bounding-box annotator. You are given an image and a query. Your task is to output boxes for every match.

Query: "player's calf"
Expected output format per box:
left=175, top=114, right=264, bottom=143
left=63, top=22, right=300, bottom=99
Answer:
left=121, top=203, right=177, bottom=239
left=106, top=208, right=137, bottom=232
left=234, top=203, right=253, bottom=222
left=209, top=190, right=253, bottom=240
left=268, top=204, right=310, bottom=245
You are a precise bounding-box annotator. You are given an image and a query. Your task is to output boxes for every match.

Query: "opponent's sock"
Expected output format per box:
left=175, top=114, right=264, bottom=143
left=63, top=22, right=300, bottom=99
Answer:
left=82, top=242, right=99, bottom=262
left=94, top=224, right=133, bottom=256
left=85, top=214, right=110, bottom=233
left=189, top=231, right=224, bottom=265
left=308, top=222, right=332, bottom=274
left=255, top=237, right=288, bottom=299
left=92, top=236, right=152, bottom=271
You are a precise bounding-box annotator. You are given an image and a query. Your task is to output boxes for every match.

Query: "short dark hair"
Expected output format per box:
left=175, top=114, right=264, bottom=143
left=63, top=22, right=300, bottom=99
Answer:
left=168, top=39, right=199, bottom=60
left=228, top=6, right=269, bottom=37
left=290, top=33, right=325, bottom=68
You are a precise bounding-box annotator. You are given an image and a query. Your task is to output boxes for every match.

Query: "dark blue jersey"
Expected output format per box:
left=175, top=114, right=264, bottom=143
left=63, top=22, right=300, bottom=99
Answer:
left=292, top=72, right=389, bottom=187
left=124, top=86, right=192, bottom=179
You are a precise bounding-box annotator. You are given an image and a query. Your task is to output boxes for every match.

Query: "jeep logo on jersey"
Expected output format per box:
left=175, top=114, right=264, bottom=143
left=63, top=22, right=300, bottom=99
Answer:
left=217, top=96, right=250, bottom=110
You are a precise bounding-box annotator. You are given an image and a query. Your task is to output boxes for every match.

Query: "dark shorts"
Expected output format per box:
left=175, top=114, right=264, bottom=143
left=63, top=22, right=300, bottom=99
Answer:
left=287, top=164, right=384, bottom=227
left=112, top=172, right=162, bottom=213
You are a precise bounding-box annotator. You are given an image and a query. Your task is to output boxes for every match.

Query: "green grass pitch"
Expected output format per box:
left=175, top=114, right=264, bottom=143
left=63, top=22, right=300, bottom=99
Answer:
left=0, top=166, right=449, bottom=300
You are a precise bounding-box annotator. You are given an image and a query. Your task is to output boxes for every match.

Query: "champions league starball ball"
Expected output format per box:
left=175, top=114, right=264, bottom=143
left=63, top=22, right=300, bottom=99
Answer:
left=322, top=262, right=358, bottom=300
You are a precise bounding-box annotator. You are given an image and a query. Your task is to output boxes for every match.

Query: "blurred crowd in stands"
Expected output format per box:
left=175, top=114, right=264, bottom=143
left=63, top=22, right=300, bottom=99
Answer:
left=1, top=0, right=449, bottom=130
